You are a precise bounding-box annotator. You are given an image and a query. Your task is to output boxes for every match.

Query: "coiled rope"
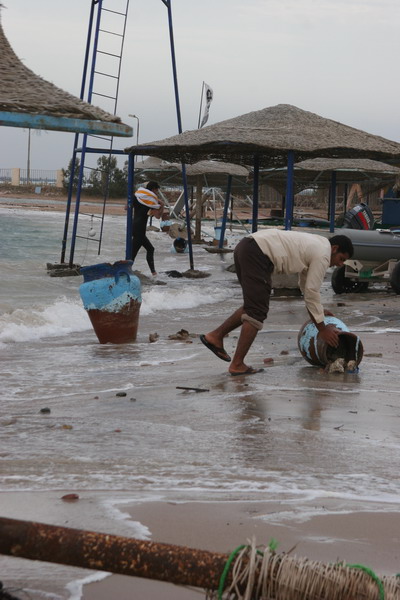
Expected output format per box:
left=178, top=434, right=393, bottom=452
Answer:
left=207, top=538, right=400, bottom=600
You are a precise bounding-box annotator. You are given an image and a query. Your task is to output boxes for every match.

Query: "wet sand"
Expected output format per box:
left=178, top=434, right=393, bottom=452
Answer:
left=82, top=498, right=400, bottom=599
left=2, top=490, right=399, bottom=599
left=69, top=294, right=400, bottom=597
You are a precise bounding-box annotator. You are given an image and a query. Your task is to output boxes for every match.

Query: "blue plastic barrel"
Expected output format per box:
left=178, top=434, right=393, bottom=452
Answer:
left=297, top=316, right=363, bottom=368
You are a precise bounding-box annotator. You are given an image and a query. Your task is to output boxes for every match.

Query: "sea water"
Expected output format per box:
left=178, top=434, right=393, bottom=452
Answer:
left=1, top=204, right=400, bottom=597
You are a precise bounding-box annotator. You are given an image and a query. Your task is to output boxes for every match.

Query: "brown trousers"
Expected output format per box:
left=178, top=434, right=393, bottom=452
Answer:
left=234, top=237, right=274, bottom=326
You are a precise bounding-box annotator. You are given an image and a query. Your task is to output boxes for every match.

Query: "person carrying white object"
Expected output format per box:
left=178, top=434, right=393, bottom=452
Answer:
left=131, top=181, right=164, bottom=276
left=135, top=184, right=164, bottom=219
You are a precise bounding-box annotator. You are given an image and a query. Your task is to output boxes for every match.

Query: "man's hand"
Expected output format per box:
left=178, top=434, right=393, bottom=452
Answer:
left=318, top=324, right=340, bottom=348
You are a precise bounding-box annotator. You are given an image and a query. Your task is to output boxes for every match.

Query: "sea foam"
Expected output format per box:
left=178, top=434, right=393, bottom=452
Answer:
left=140, top=283, right=231, bottom=315
left=0, top=297, right=90, bottom=345
left=66, top=572, right=110, bottom=600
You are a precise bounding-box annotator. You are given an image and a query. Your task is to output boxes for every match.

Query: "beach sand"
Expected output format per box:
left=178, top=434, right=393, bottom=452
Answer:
left=82, top=498, right=400, bottom=599
left=2, top=491, right=399, bottom=599
left=0, top=190, right=127, bottom=215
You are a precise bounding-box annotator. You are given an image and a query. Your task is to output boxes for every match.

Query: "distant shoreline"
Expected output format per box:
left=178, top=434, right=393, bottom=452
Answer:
left=0, top=190, right=342, bottom=223
left=0, top=191, right=127, bottom=215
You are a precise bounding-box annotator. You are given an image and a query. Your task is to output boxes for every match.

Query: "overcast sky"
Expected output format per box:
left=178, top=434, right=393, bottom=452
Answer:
left=1, top=0, right=400, bottom=171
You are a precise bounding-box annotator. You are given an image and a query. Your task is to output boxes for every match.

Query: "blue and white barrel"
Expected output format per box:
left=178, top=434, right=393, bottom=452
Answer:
left=297, top=315, right=363, bottom=368
left=79, top=260, right=141, bottom=344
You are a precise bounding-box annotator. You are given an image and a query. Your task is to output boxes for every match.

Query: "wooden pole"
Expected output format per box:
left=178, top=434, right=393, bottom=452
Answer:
left=194, top=174, right=203, bottom=243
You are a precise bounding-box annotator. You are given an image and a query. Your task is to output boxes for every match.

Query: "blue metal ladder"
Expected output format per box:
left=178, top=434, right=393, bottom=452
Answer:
left=61, top=0, right=131, bottom=266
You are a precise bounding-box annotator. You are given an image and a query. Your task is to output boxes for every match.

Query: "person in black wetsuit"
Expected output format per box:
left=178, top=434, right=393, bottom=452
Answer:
left=131, top=181, right=164, bottom=276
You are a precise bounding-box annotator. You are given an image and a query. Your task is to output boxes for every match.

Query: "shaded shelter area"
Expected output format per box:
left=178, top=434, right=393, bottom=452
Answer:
left=134, top=158, right=250, bottom=244
left=125, top=104, right=400, bottom=232
left=134, top=156, right=249, bottom=191
left=262, top=158, right=400, bottom=193
left=178, top=160, right=250, bottom=243
left=260, top=158, right=400, bottom=230
left=0, top=12, right=132, bottom=137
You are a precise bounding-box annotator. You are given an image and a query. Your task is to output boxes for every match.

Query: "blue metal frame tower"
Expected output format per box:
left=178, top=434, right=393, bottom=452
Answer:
left=62, top=0, right=191, bottom=269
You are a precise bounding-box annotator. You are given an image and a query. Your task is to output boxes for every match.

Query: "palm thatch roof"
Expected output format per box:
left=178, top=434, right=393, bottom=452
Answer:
left=182, top=159, right=249, bottom=178
left=261, top=158, right=400, bottom=193
left=0, top=12, right=132, bottom=137
left=126, top=104, right=400, bottom=168
left=135, top=158, right=249, bottom=188
left=135, top=156, right=170, bottom=170
left=295, top=157, right=400, bottom=177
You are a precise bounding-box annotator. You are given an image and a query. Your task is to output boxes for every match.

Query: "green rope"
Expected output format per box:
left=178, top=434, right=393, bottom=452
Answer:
left=347, top=563, right=385, bottom=600
left=268, top=538, right=278, bottom=553
left=218, top=544, right=246, bottom=600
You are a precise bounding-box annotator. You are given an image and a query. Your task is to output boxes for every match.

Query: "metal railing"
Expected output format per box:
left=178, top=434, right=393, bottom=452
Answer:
left=0, top=168, right=60, bottom=186
left=20, top=169, right=57, bottom=185
left=0, top=168, right=12, bottom=183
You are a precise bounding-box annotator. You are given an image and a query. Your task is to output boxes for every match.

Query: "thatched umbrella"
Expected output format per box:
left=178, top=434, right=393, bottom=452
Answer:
left=125, top=104, right=400, bottom=167
left=182, top=160, right=249, bottom=183
left=0, top=13, right=131, bottom=137
left=134, top=157, right=248, bottom=186
left=262, top=158, right=400, bottom=190
left=134, top=157, right=179, bottom=186
left=294, top=158, right=400, bottom=179
left=125, top=104, right=400, bottom=232
left=135, top=156, right=171, bottom=170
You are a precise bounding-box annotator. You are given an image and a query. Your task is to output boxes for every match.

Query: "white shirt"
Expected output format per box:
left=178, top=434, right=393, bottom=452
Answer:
left=250, top=229, right=331, bottom=324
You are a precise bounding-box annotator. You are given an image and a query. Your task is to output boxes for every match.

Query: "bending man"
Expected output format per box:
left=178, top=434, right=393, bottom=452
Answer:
left=200, top=229, right=353, bottom=376
left=132, top=181, right=164, bottom=276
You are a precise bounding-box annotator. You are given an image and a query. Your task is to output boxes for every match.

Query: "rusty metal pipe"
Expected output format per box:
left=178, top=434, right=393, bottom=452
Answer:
left=2, top=517, right=399, bottom=599
left=0, top=517, right=228, bottom=590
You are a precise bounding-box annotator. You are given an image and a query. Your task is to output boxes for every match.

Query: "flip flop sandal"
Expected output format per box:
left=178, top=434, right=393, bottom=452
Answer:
left=230, top=367, right=264, bottom=376
left=200, top=334, right=231, bottom=362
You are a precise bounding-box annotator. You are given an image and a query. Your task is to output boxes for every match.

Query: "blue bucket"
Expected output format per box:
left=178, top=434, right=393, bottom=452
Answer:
left=214, top=226, right=223, bottom=240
